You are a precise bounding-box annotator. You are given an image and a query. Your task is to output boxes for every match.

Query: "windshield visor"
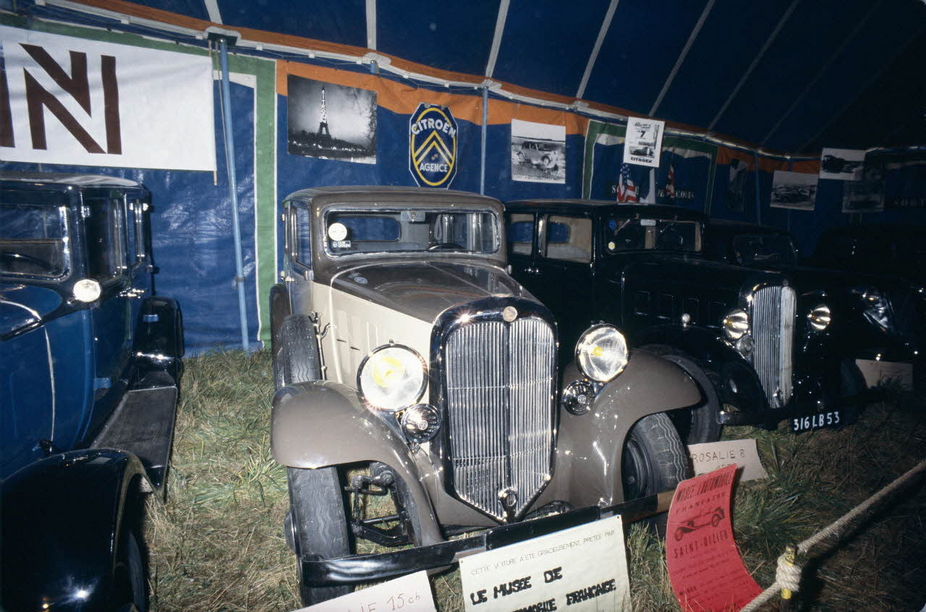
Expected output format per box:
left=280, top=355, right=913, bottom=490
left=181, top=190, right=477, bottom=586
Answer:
left=0, top=204, right=70, bottom=279
left=324, top=209, right=500, bottom=256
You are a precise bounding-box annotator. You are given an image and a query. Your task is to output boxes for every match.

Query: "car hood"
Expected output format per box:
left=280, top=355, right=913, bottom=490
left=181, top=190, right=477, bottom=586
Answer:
left=330, top=261, right=533, bottom=323
left=0, top=282, right=63, bottom=338
left=614, top=253, right=786, bottom=291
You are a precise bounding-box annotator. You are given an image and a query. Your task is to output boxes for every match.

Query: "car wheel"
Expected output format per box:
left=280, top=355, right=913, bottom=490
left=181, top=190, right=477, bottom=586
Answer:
left=274, top=314, right=321, bottom=391
left=288, top=466, right=353, bottom=606
left=641, top=345, right=722, bottom=445
left=113, top=528, right=147, bottom=612
left=622, top=412, right=689, bottom=501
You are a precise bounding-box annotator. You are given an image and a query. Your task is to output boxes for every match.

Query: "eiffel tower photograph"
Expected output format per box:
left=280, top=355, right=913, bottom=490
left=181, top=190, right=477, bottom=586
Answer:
left=287, top=75, right=377, bottom=164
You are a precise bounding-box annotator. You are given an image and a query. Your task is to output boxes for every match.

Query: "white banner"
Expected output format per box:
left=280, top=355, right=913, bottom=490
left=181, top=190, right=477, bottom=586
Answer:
left=1, top=26, right=215, bottom=171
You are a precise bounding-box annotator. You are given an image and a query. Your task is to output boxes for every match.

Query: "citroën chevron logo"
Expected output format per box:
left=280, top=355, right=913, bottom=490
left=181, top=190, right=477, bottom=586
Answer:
left=408, top=103, right=458, bottom=188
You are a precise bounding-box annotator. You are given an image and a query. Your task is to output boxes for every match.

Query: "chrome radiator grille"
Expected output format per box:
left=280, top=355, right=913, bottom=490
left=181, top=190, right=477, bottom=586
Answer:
left=443, top=316, right=555, bottom=521
left=749, top=285, right=796, bottom=408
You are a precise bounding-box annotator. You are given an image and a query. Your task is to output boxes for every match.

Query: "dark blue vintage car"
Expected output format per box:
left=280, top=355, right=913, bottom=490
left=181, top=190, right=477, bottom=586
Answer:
left=1, top=173, right=183, bottom=611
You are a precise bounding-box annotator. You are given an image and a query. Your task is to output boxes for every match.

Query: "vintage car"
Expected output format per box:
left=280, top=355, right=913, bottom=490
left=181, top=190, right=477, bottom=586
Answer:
left=808, top=224, right=926, bottom=287
left=504, top=200, right=862, bottom=443
left=0, top=173, right=183, bottom=611
left=269, top=186, right=702, bottom=605
left=704, top=220, right=922, bottom=392
left=673, top=506, right=725, bottom=541
left=515, top=140, right=561, bottom=170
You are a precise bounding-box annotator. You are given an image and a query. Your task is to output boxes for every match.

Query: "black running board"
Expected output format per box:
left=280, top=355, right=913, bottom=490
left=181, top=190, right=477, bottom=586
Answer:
left=91, top=383, right=178, bottom=491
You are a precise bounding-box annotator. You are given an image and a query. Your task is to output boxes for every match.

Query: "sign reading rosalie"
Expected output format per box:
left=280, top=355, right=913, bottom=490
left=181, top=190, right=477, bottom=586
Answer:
left=460, top=515, right=629, bottom=611
left=666, top=464, right=762, bottom=612
left=409, top=103, right=458, bottom=188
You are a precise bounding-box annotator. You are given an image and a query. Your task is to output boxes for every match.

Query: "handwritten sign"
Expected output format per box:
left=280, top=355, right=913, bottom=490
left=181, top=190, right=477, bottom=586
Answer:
left=689, top=439, right=767, bottom=481
left=666, top=464, right=762, bottom=612
left=460, top=515, right=629, bottom=611
left=297, top=570, right=435, bottom=612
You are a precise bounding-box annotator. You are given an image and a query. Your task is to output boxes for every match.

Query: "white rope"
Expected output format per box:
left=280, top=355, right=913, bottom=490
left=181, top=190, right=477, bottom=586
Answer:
left=740, top=458, right=926, bottom=612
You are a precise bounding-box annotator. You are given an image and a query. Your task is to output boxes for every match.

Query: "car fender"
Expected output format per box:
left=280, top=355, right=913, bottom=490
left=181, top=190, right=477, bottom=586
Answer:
left=134, top=296, right=183, bottom=378
left=551, top=350, right=701, bottom=507
left=271, top=380, right=443, bottom=546
left=1, top=448, right=149, bottom=612
left=631, top=324, right=767, bottom=410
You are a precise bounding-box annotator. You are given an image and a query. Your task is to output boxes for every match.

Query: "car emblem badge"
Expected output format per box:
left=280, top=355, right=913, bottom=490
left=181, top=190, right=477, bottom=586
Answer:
left=502, top=306, right=518, bottom=322
left=409, top=103, right=458, bottom=188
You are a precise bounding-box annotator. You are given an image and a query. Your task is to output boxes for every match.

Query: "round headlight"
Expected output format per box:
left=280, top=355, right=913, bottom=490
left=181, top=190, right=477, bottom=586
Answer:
left=808, top=303, right=831, bottom=332
left=722, top=308, right=749, bottom=340
left=73, top=278, right=101, bottom=303
left=575, top=324, right=629, bottom=383
left=358, top=345, right=427, bottom=411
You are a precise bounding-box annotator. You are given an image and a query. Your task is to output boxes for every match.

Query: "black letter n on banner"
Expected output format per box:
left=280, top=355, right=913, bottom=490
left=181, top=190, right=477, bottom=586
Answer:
left=21, top=44, right=122, bottom=154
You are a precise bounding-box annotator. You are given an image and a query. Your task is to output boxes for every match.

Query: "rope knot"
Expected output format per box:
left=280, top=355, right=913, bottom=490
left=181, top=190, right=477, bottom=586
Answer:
left=776, top=551, right=802, bottom=593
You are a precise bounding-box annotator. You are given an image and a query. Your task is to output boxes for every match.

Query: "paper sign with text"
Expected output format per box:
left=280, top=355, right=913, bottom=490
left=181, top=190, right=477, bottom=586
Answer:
left=460, top=515, right=629, bottom=611
left=689, top=440, right=767, bottom=481
left=623, top=117, right=664, bottom=168
left=297, top=570, right=435, bottom=612
left=666, top=464, right=762, bottom=612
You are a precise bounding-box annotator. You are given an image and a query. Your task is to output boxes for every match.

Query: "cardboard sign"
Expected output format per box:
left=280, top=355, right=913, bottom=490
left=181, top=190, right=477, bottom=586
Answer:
left=856, top=359, right=913, bottom=389
left=460, top=515, right=630, bottom=611
left=666, top=464, right=762, bottom=612
left=298, top=570, right=435, bottom=612
left=689, top=440, right=767, bottom=481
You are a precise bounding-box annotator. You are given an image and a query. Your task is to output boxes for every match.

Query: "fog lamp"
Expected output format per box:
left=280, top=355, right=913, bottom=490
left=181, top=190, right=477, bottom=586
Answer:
left=808, top=303, right=831, bottom=332
left=400, top=404, right=441, bottom=443
left=722, top=308, right=749, bottom=340
left=562, top=380, right=595, bottom=415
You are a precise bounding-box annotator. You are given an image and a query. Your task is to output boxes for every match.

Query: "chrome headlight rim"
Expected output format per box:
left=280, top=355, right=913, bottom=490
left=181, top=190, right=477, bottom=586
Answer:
left=575, top=323, right=629, bottom=383
left=808, top=303, right=832, bottom=332
left=357, top=344, right=427, bottom=411
left=722, top=308, right=749, bottom=340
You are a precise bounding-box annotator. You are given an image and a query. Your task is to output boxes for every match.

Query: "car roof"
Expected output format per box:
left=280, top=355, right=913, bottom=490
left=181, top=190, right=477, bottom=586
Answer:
left=506, top=199, right=707, bottom=221
left=0, top=171, right=143, bottom=189
left=284, top=185, right=504, bottom=212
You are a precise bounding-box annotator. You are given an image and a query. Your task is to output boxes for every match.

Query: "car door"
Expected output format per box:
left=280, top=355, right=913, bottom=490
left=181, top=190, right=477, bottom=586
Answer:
left=532, top=213, right=597, bottom=351
left=83, top=195, right=132, bottom=408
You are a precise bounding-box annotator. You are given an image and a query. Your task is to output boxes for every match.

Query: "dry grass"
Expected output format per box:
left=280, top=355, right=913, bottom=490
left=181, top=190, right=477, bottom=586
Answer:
left=145, top=350, right=926, bottom=611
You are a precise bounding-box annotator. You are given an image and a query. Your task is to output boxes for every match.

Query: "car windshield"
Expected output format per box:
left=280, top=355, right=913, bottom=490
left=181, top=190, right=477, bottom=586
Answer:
left=0, top=203, right=69, bottom=278
left=732, top=233, right=797, bottom=267
left=604, top=217, right=700, bottom=253
left=324, top=209, right=500, bottom=256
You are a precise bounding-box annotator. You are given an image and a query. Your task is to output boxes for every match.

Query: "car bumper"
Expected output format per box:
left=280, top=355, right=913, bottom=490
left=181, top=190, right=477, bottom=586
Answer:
left=717, top=388, right=884, bottom=428
left=301, top=492, right=671, bottom=587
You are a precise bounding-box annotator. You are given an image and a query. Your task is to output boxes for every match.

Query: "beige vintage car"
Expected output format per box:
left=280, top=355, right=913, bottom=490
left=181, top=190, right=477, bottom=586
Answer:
left=268, top=186, right=701, bottom=605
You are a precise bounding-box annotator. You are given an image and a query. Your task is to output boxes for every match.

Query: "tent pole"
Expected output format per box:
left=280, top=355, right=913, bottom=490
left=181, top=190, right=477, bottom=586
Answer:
left=754, top=150, right=762, bottom=225
left=218, top=38, right=250, bottom=350
left=480, top=87, right=488, bottom=195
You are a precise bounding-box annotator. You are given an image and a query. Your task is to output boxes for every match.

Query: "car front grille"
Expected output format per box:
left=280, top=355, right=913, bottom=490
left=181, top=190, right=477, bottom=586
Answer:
left=749, top=285, right=796, bottom=408
left=442, top=315, right=556, bottom=522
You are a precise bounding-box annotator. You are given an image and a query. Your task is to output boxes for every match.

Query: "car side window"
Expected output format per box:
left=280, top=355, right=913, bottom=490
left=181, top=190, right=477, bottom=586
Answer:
left=292, top=204, right=312, bottom=267
left=84, top=197, right=127, bottom=281
left=506, top=213, right=534, bottom=256
left=543, top=215, right=591, bottom=263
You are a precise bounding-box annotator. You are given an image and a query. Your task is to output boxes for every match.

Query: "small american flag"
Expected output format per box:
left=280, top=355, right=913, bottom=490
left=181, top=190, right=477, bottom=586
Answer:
left=617, top=163, right=638, bottom=202
left=665, top=164, right=676, bottom=201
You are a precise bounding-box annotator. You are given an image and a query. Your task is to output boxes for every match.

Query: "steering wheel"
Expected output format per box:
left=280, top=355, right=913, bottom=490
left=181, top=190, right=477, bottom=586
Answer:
left=0, top=251, right=56, bottom=272
left=427, top=242, right=465, bottom=252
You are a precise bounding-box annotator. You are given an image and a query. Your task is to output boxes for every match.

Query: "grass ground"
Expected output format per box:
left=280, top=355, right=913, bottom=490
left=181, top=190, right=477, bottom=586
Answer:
left=145, top=350, right=926, bottom=611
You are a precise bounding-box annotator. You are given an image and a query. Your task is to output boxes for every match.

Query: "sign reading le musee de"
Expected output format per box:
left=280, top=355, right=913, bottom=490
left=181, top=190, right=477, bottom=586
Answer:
left=0, top=25, right=215, bottom=171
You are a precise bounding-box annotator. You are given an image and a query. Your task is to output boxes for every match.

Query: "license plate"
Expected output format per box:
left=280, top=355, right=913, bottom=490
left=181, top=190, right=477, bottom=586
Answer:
left=790, top=411, right=842, bottom=433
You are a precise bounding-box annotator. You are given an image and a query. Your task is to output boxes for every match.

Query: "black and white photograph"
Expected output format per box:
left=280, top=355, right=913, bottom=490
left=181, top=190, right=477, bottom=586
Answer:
left=727, top=157, right=749, bottom=212
left=842, top=158, right=885, bottom=212
left=511, top=119, right=566, bottom=183
left=287, top=75, right=377, bottom=164
left=820, top=147, right=865, bottom=180
left=771, top=170, right=818, bottom=210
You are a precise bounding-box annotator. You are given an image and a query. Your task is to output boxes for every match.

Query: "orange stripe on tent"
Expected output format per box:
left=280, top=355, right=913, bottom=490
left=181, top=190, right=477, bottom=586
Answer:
left=280, top=62, right=587, bottom=135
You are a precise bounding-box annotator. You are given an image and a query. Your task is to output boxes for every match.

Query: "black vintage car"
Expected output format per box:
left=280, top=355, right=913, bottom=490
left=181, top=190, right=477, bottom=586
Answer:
left=505, top=200, right=861, bottom=442
left=704, top=220, right=922, bottom=394
left=1, top=173, right=183, bottom=611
